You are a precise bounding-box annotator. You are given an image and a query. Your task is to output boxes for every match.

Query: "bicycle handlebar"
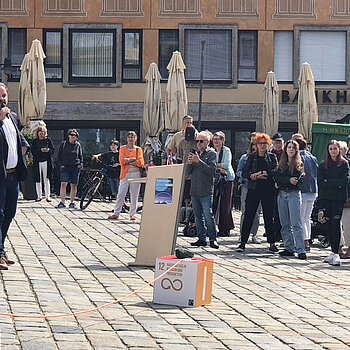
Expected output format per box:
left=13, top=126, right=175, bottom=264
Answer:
left=92, top=157, right=120, bottom=171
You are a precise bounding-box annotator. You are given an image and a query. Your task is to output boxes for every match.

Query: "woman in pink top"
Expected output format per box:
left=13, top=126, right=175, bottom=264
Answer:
left=108, top=131, right=145, bottom=220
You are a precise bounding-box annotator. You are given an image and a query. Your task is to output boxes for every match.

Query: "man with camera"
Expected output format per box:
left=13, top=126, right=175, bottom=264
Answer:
left=0, top=83, right=29, bottom=270
left=187, top=130, right=219, bottom=249
left=166, top=115, right=194, bottom=164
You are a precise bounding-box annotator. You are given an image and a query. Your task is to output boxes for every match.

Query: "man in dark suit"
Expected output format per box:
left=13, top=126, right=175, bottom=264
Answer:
left=0, top=83, right=29, bottom=270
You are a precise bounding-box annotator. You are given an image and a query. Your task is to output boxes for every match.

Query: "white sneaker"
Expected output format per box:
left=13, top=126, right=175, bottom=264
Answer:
left=331, top=254, right=341, bottom=266
left=324, top=254, right=335, bottom=264
left=252, top=235, right=261, bottom=244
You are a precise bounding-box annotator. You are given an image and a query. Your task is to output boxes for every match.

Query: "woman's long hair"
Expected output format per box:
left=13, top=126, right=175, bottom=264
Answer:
left=247, top=142, right=256, bottom=155
left=324, top=139, right=348, bottom=169
left=278, top=140, right=304, bottom=173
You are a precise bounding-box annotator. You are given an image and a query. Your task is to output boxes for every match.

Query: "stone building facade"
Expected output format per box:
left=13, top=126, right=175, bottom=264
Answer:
left=1, top=0, right=349, bottom=160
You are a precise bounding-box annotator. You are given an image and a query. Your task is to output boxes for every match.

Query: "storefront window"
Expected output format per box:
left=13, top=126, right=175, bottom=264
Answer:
left=48, top=130, right=64, bottom=161
left=234, top=131, right=251, bottom=167
left=76, top=129, right=116, bottom=167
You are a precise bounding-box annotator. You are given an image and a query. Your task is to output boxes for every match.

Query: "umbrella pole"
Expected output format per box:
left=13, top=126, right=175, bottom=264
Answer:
left=198, top=40, right=205, bottom=131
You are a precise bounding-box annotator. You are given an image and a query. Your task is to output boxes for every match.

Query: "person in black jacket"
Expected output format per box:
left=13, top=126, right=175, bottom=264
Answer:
left=56, top=129, right=83, bottom=210
left=188, top=131, right=219, bottom=249
left=92, top=140, right=120, bottom=199
left=31, top=126, right=54, bottom=202
left=0, top=83, right=29, bottom=270
left=237, top=133, right=278, bottom=253
left=320, top=140, right=350, bottom=266
left=274, top=140, right=306, bottom=259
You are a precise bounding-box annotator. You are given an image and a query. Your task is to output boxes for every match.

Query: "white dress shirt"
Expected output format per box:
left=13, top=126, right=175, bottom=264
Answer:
left=2, top=116, right=18, bottom=169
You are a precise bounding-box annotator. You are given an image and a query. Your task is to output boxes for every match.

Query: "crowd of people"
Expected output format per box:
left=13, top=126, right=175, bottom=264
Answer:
left=0, top=78, right=349, bottom=271
left=167, top=116, right=350, bottom=266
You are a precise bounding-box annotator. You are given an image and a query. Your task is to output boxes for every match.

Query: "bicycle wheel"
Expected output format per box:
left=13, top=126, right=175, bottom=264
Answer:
left=80, top=180, right=100, bottom=210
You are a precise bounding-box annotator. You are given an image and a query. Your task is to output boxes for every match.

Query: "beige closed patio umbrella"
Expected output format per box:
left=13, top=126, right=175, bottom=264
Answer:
left=298, top=62, right=318, bottom=143
left=18, top=39, right=47, bottom=129
left=142, top=62, right=164, bottom=160
left=263, top=71, right=279, bottom=137
left=164, top=51, right=188, bottom=148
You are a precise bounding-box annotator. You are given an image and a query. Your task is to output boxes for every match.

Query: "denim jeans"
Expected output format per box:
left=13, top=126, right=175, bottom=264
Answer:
left=108, top=177, right=120, bottom=196
left=0, top=173, right=19, bottom=258
left=278, top=190, right=305, bottom=254
left=191, top=195, right=217, bottom=242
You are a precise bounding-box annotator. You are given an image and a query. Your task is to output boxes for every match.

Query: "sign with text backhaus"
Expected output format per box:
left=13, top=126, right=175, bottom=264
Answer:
left=281, top=89, right=349, bottom=104
left=153, top=256, right=213, bottom=308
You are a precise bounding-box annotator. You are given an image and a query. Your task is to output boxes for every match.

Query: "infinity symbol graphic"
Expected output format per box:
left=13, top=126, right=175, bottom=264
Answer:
left=161, top=278, right=183, bottom=291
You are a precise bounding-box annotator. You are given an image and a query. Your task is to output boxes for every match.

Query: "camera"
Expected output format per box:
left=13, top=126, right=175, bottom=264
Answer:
left=190, top=149, right=197, bottom=155
left=185, top=125, right=196, bottom=141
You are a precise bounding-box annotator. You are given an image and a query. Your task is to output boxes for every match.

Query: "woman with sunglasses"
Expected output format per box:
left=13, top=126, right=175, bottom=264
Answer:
left=237, top=133, right=278, bottom=253
left=108, top=131, right=145, bottom=221
left=212, top=131, right=235, bottom=237
left=319, top=140, right=350, bottom=266
left=56, top=129, right=83, bottom=209
left=274, top=140, right=306, bottom=259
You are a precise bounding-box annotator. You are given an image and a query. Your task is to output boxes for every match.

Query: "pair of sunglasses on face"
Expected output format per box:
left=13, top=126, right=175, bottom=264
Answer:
left=196, top=139, right=206, bottom=144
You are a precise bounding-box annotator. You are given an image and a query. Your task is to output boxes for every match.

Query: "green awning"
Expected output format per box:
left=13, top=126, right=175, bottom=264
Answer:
left=312, top=122, right=350, bottom=162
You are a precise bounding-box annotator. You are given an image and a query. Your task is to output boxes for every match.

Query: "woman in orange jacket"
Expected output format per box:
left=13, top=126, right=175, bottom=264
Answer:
left=108, top=131, right=145, bottom=220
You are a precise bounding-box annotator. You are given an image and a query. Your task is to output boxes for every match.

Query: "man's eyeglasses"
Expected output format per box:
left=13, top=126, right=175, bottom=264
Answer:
left=196, top=139, right=206, bottom=143
left=69, top=134, right=78, bottom=137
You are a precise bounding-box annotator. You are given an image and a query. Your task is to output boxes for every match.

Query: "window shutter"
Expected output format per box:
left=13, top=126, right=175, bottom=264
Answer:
left=300, top=31, right=346, bottom=82
left=185, top=29, right=232, bottom=81
left=275, top=31, right=293, bottom=82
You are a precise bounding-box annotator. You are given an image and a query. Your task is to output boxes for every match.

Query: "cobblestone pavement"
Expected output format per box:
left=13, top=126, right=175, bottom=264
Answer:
left=0, top=199, right=350, bottom=350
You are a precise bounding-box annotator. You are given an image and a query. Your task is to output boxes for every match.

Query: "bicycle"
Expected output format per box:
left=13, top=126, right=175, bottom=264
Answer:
left=80, top=159, right=145, bottom=212
left=80, top=168, right=109, bottom=210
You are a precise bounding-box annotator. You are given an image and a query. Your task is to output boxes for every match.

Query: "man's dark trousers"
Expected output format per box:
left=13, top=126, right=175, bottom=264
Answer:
left=0, top=172, right=19, bottom=258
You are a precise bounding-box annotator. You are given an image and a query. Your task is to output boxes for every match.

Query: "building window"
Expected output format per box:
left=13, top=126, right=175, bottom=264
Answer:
left=69, top=29, right=116, bottom=83
left=122, top=30, right=142, bottom=82
left=8, top=29, right=26, bottom=81
left=159, top=30, right=179, bottom=80
left=275, top=31, right=293, bottom=82
left=44, top=30, right=62, bottom=81
left=238, top=31, right=257, bottom=82
left=183, top=28, right=234, bottom=83
left=300, top=31, right=346, bottom=83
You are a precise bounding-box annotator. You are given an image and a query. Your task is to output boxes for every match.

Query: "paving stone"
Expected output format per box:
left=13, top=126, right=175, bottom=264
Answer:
left=1, top=201, right=349, bottom=349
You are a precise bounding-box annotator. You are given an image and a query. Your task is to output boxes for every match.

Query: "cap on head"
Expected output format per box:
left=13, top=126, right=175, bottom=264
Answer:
left=272, top=133, right=283, bottom=142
